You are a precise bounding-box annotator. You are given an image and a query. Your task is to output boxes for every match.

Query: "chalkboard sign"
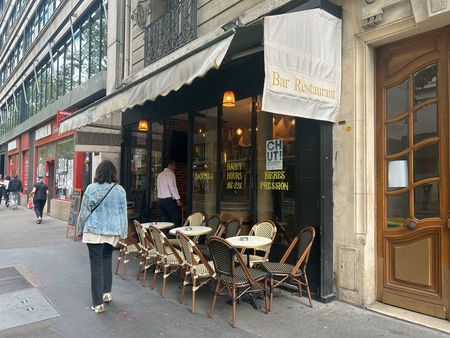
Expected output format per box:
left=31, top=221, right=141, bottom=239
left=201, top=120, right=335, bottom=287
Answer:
left=66, top=189, right=83, bottom=240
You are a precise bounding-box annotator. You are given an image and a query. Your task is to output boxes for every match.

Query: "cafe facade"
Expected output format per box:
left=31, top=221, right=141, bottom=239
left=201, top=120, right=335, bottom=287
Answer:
left=60, top=0, right=341, bottom=303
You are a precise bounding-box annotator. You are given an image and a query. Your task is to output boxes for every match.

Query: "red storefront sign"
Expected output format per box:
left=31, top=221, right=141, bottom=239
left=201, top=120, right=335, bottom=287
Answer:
left=56, top=111, right=72, bottom=127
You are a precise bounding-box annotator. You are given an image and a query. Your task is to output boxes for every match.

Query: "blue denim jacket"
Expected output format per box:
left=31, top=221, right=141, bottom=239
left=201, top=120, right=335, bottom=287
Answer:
left=77, top=182, right=128, bottom=238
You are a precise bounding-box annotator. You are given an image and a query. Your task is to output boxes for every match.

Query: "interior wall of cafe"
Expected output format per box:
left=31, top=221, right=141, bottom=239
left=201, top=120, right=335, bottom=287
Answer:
left=334, top=0, right=450, bottom=307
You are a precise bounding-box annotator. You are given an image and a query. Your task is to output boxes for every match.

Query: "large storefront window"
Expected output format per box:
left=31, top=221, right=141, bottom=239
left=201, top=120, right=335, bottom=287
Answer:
left=221, top=97, right=253, bottom=224
left=256, top=104, right=296, bottom=246
left=192, top=108, right=217, bottom=215
left=55, top=138, right=74, bottom=199
left=37, top=146, right=47, bottom=179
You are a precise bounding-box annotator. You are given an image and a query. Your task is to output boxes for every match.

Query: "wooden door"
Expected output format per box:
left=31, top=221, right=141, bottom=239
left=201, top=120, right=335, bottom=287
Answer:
left=376, top=28, right=450, bottom=319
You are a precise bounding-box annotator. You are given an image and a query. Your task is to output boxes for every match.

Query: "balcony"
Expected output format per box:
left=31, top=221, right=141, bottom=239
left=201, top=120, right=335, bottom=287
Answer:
left=144, top=0, right=197, bottom=67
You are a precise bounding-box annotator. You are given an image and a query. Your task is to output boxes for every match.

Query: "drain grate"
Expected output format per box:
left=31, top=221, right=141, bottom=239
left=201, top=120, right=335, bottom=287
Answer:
left=0, top=288, right=60, bottom=330
left=0, top=266, right=32, bottom=296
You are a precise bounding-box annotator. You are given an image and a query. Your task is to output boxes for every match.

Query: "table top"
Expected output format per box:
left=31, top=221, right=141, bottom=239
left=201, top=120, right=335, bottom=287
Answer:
left=169, top=226, right=212, bottom=236
left=142, top=222, right=174, bottom=230
left=226, top=236, right=272, bottom=249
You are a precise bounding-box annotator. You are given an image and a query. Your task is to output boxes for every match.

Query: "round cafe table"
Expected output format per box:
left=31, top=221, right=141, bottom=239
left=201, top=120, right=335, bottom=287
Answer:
left=142, top=221, right=174, bottom=230
left=169, top=226, right=212, bottom=237
left=226, top=235, right=272, bottom=267
left=226, top=235, right=272, bottom=249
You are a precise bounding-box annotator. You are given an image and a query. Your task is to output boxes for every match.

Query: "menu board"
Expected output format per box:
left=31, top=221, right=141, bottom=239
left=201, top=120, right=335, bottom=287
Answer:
left=67, top=189, right=83, bottom=229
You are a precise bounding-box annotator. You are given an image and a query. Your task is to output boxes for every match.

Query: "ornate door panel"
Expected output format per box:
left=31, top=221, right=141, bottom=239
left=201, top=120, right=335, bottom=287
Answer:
left=376, top=28, right=450, bottom=319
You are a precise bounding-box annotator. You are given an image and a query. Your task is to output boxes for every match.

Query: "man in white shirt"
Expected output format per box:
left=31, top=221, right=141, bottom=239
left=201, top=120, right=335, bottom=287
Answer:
left=156, top=159, right=182, bottom=226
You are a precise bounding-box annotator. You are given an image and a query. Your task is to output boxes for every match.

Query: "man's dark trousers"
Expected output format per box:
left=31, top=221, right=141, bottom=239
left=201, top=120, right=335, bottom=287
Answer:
left=158, top=198, right=179, bottom=227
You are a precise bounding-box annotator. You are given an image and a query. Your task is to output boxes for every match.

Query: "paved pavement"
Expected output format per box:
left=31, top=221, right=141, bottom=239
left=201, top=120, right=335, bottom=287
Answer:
left=0, top=206, right=447, bottom=338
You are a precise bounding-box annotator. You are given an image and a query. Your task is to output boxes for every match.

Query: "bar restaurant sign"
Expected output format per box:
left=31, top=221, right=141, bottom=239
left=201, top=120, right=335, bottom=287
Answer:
left=262, top=8, right=341, bottom=123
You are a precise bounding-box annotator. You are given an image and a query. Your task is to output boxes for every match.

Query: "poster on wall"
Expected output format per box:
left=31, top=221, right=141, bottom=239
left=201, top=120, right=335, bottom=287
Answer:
left=266, top=139, right=283, bottom=170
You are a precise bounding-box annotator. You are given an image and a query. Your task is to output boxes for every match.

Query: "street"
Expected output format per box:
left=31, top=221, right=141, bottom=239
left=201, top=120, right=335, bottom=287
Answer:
left=0, top=206, right=447, bottom=338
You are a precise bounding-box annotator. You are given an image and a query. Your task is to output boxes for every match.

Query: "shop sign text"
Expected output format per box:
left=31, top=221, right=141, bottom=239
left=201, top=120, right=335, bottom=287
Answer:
left=266, top=139, right=283, bottom=171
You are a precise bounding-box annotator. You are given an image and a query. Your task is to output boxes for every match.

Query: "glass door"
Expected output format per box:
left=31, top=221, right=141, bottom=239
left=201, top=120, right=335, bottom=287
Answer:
left=221, top=97, right=253, bottom=227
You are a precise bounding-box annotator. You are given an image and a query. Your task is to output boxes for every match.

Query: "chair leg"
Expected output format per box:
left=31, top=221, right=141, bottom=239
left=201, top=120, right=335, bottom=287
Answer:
left=232, top=286, right=237, bottom=328
left=151, top=263, right=159, bottom=290
left=137, top=261, right=142, bottom=280
left=303, top=274, right=313, bottom=308
left=209, top=281, right=220, bottom=318
left=264, top=278, right=269, bottom=314
left=115, top=254, right=121, bottom=275
left=161, top=265, right=167, bottom=297
left=191, top=277, right=196, bottom=314
left=269, top=276, right=274, bottom=312
left=142, top=260, right=149, bottom=287
left=123, top=253, right=128, bottom=279
left=179, top=273, right=188, bottom=304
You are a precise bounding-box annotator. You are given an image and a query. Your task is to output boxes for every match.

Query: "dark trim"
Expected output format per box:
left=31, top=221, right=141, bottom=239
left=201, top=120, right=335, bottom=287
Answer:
left=187, top=112, right=194, bottom=215
left=293, top=0, right=342, bottom=19
left=250, top=96, right=257, bottom=224
left=216, top=101, right=223, bottom=214
left=319, top=121, right=335, bottom=302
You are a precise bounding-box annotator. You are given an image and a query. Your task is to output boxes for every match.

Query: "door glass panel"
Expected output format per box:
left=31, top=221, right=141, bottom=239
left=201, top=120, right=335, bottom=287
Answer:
left=413, top=143, right=439, bottom=182
left=414, top=104, right=437, bottom=144
left=413, top=64, right=437, bottom=105
left=151, top=122, right=163, bottom=217
left=192, top=108, right=217, bottom=216
left=131, top=130, right=148, bottom=217
left=387, top=192, right=409, bottom=228
left=414, top=182, right=439, bottom=219
left=387, top=118, right=408, bottom=155
left=387, top=158, right=409, bottom=191
left=387, top=81, right=408, bottom=120
left=256, top=108, right=296, bottom=246
left=221, top=97, right=252, bottom=225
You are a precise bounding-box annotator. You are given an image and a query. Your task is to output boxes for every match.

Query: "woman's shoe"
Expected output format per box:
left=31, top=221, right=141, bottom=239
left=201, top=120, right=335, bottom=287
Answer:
left=103, top=293, right=112, bottom=303
left=91, top=304, right=105, bottom=313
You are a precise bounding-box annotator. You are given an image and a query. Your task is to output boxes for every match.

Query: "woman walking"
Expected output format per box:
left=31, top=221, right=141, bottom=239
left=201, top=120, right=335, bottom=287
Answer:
left=77, top=160, right=127, bottom=313
left=29, top=177, right=48, bottom=223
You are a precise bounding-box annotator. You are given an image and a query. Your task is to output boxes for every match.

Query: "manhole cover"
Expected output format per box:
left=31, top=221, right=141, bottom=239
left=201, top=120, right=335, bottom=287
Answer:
left=0, top=288, right=60, bottom=330
left=0, top=266, right=32, bottom=295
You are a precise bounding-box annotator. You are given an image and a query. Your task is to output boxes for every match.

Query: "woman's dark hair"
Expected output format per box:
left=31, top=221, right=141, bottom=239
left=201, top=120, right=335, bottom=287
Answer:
left=94, top=160, right=118, bottom=183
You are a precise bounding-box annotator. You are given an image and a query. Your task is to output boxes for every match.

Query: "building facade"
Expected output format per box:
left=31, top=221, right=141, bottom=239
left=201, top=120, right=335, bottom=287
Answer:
left=4, top=0, right=450, bottom=322
left=0, top=0, right=109, bottom=218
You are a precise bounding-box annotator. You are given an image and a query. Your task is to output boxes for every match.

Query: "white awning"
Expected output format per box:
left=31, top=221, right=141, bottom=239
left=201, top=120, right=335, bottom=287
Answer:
left=262, top=8, right=342, bottom=122
left=60, top=30, right=236, bottom=133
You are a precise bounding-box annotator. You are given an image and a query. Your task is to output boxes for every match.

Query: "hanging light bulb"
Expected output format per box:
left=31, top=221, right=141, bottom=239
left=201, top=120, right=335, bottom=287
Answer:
left=138, top=120, right=149, bottom=132
left=223, top=90, right=236, bottom=107
left=236, top=128, right=243, bottom=136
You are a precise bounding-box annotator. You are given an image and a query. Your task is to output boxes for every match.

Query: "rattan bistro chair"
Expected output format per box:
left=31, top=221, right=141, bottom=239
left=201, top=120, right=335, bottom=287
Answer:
left=260, top=226, right=316, bottom=310
left=134, top=221, right=158, bottom=286
left=240, top=220, right=277, bottom=267
left=148, top=225, right=184, bottom=297
left=177, top=232, right=216, bottom=313
left=220, top=217, right=243, bottom=239
left=208, top=236, right=269, bottom=328
left=115, top=240, right=140, bottom=280
left=197, top=214, right=222, bottom=258
left=168, top=211, right=207, bottom=248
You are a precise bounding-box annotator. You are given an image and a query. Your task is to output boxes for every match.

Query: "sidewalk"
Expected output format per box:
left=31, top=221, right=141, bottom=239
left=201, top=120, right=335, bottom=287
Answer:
left=0, top=206, right=447, bottom=338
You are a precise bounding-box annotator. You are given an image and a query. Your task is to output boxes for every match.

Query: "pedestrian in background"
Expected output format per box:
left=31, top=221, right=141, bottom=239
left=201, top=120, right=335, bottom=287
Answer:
left=3, top=176, right=10, bottom=207
left=156, top=159, right=182, bottom=227
left=8, top=175, right=23, bottom=210
left=0, top=174, right=5, bottom=206
left=29, top=177, right=48, bottom=224
left=77, top=160, right=127, bottom=314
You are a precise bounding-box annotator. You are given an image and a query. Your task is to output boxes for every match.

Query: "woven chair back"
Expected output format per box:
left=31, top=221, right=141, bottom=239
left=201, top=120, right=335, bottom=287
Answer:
left=148, top=226, right=166, bottom=256
left=222, top=218, right=242, bottom=238
left=134, top=221, right=146, bottom=247
left=186, top=211, right=206, bottom=227
left=249, top=220, right=277, bottom=252
left=177, top=232, right=196, bottom=267
left=292, top=226, right=315, bottom=274
left=208, top=236, right=235, bottom=278
left=205, top=214, right=221, bottom=240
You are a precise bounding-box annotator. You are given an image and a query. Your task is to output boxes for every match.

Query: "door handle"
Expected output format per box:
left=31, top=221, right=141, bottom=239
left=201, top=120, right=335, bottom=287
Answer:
left=406, top=222, right=416, bottom=231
